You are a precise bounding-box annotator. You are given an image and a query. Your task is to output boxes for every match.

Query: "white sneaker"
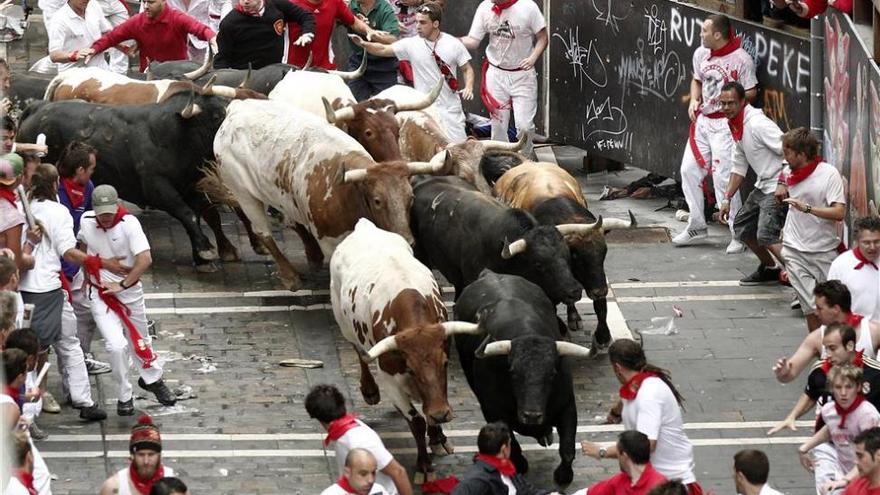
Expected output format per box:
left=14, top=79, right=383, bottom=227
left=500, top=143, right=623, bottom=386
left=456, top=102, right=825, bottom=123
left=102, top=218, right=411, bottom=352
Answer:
left=672, top=229, right=708, bottom=246
left=726, top=239, right=746, bottom=254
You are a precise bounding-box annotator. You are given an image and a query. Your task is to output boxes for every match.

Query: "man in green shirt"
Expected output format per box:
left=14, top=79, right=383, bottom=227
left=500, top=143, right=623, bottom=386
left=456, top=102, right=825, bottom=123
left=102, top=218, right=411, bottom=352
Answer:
left=346, top=0, right=399, bottom=100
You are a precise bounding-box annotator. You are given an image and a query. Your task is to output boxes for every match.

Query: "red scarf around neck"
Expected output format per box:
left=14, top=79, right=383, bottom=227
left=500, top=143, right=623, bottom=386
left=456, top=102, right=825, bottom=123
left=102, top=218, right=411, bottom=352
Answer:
left=14, top=470, right=37, bottom=495
left=0, top=187, right=17, bottom=208
left=4, top=384, right=20, bottom=404
left=710, top=29, right=742, bottom=58
left=847, top=313, right=865, bottom=328
left=61, top=178, right=86, bottom=210
left=785, top=156, right=823, bottom=187
left=836, top=394, right=866, bottom=429
left=727, top=105, right=746, bottom=142
left=823, top=350, right=865, bottom=373
left=324, top=414, right=359, bottom=446
left=491, top=0, right=518, bottom=14
left=129, top=463, right=165, bottom=495
left=97, top=205, right=129, bottom=231
left=854, top=248, right=878, bottom=270
left=336, top=475, right=360, bottom=494
left=475, top=454, right=517, bottom=477
left=234, top=0, right=262, bottom=16
left=83, top=255, right=156, bottom=369
left=619, top=371, right=659, bottom=400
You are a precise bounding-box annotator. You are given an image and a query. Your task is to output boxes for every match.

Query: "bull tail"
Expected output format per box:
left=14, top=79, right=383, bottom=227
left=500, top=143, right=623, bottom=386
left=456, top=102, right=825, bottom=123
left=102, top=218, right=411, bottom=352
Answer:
left=43, top=73, right=66, bottom=101
left=196, top=161, right=239, bottom=208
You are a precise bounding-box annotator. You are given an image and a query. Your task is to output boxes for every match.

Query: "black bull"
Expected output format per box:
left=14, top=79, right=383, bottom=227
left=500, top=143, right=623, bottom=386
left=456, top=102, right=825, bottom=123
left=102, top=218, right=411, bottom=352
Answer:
left=17, top=92, right=262, bottom=267
left=454, top=269, right=589, bottom=486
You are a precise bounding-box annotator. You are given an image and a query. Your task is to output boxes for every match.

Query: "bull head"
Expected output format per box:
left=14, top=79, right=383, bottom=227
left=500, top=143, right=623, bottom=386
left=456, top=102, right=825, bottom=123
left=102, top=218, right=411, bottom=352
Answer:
left=480, top=131, right=529, bottom=153
left=183, top=44, right=214, bottom=80
left=480, top=340, right=591, bottom=358
left=327, top=49, right=368, bottom=81
left=365, top=321, right=483, bottom=361
left=555, top=216, right=603, bottom=237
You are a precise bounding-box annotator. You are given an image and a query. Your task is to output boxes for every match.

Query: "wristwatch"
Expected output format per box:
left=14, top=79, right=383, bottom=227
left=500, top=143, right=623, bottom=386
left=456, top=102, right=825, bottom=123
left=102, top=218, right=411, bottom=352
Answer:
left=805, top=204, right=812, bottom=214
left=598, top=447, right=607, bottom=459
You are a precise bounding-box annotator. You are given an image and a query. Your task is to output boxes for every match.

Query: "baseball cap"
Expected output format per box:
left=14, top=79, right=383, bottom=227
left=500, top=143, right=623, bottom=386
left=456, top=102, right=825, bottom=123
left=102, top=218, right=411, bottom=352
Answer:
left=92, top=184, right=119, bottom=216
left=0, top=153, right=24, bottom=186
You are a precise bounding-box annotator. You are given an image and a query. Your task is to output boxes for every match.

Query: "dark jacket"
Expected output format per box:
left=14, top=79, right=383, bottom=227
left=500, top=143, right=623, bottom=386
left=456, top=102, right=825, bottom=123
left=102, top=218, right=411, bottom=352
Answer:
left=451, top=460, right=551, bottom=495
left=215, top=0, right=315, bottom=69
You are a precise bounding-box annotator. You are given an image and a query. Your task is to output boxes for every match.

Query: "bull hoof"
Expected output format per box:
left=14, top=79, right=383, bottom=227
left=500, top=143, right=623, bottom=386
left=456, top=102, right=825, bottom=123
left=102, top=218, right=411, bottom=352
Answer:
left=361, top=389, right=380, bottom=405
left=567, top=318, right=583, bottom=332
left=250, top=240, right=270, bottom=256
left=279, top=274, right=303, bottom=291
left=198, top=248, right=219, bottom=261
left=553, top=465, right=574, bottom=486
left=429, top=441, right=454, bottom=456
left=195, top=262, right=219, bottom=273
left=537, top=433, right=553, bottom=447
left=219, top=246, right=241, bottom=262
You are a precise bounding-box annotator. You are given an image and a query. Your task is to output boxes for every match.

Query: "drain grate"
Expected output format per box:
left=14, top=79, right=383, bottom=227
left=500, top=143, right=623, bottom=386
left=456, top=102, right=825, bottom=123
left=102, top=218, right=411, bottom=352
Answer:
left=605, top=227, right=671, bottom=244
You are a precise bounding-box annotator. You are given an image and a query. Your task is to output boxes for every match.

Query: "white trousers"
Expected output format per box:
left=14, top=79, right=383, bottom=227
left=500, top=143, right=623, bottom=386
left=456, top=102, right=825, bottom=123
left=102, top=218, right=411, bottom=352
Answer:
left=31, top=438, right=51, bottom=495
left=71, top=272, right=99, bottom=353
left=813, top=442, right=846, bottom=495
left=105, top=11, right=130, bottom=74
left=88, top=284, right=163, bottom=402
left=58, top=297, right=95, bottom=407
left=680, top=114, right=741, bottom=234
left=484, top=65, right=537, bottom=158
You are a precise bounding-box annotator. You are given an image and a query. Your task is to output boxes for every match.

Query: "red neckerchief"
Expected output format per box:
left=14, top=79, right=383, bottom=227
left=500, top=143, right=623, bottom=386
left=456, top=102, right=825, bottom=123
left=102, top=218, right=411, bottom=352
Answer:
left=491, top=0, right=518, bottom=15
left=710, top=29, right=742, bottom=58
left=83, top=254, right=156, bottom=369
left=3, top=385, right=20, bottom=404
left=129, top=463, right=165, bottom=495
left=823, top=350, right=865, bottom=373
left=854, top=248, right=879, bottom=270
left=427, top=38, right=460, bottom=92
left=836, top=394, right=866, bottom=429
left=324, top=414, right=359, bottom=446
left=234, top=0, right=262, bottom=16
left=61, top=178, right=86, bottom=210
left=619, top=371, right=659, bottom=400
left=0, top=187, right=17, bottom=208
left=847, top=313, right=865, bottom=328
left=784, top=156, right=823, bottom=186
left=97, top=205, right=129, bottom=231
left=14, top=470, right=37, bottom=495
left=727, top=104, right=746, bottom=142
left=475, top=454, right=517, bottom=477
left=336, top=475, right=360, bottom=494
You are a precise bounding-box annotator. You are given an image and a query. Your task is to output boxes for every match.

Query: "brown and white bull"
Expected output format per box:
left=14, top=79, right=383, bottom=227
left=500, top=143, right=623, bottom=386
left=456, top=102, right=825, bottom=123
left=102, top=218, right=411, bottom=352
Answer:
left=210, top=100, right=447, bottom=289
left=494, top=162, right=636, bottom=348
left=44, top=67, right=266, bottom=104
left=330, top=218, right=482, bottom=480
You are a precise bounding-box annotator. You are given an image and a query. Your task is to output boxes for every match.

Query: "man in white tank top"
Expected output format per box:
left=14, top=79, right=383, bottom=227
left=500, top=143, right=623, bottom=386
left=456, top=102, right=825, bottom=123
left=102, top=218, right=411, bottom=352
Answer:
left=99, top=415, right=175, bottom=495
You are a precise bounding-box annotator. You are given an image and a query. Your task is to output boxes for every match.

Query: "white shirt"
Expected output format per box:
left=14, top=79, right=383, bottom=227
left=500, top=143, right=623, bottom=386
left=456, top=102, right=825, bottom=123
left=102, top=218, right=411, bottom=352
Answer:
left=829, top=250, right=880, bottom=321
left=821, top=399, right=880, bottom=473
left=392, top=33, right=471, bottom=143
left=37, top=0, right=67, bottom=23
left=333, top=420, right=397, bottom=495
left=165, top=0, right=211, bottom=51
left=758, top=484, right=785, bottom=495
left=467, top=0, right=545, bottom=69
left=500, top=474, right=516, bottom=494
left=94, top=0, right=129, bottom=17
left=0, top=198, right=25, bottom=235
left=114, top=466, right=175, bottom=495
left=693, top=45, right=757, bottom=116
left=4, top=478, right=31, bottom=495
left=781, top=162, right=846, bottom=253
left=77, top=211, right=150, bottom=287
left=622, top=376, right=696, bottom=484
left=19, top=201, right=78, bottom=293
left=730, top=105, right=785, bottom=194
left=319, top=482, right=390, bottom=495
left=47, top=1, right=112, bottom=72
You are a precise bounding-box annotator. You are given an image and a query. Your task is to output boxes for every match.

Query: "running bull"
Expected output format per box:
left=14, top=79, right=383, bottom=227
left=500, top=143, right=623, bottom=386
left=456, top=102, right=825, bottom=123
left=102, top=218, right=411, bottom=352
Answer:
left=455, top=269, right=591, bottom=486
left=330, top=218, right=483, bottom=480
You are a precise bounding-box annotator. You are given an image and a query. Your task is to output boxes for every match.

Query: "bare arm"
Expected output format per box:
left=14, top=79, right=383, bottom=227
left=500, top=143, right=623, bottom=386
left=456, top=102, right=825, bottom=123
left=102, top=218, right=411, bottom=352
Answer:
left=783, top=200, right=846, bottom=221
left=99, top=476, right=119, bottom=495
left=774, top=330, right=822, bottom=383
left=104, top=250, right=151, bottom=294
left=1, top=403, right=20, bottom=431
left=688, top=79, right=702, bottom=122
left=768, top=393, right=815, bottom=435
left=349, top=34, right=396, bottom=58
left=520, top=28, right=548, bottom=70
left=381, top=459, right=413, bottom=495
left=459, top=61, right=475, bottom=100
left=459, top=35, right=480, bottom=51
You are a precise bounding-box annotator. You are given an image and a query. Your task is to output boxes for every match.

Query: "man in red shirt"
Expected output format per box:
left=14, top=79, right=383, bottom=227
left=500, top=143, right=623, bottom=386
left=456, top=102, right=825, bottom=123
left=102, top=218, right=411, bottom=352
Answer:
left=286, top=0, right=383, bottom=69
left=85, top=0, right=216, bottom=72
left=846, top=428, right=880, bottom=495
left=572, top=431, right=666, bottom=495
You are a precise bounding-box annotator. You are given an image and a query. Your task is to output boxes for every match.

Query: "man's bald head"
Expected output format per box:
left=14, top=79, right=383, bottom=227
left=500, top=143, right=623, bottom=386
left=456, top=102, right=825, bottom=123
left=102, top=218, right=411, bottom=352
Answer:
left=343, top=448, right=379, bottom=495
left=345, top=448, right=376, bottom=468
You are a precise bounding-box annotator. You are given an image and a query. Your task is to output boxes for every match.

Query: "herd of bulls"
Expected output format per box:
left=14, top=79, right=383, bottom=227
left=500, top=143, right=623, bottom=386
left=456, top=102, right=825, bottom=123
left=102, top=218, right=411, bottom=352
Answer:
left=8, top=53, right=637, bottom=487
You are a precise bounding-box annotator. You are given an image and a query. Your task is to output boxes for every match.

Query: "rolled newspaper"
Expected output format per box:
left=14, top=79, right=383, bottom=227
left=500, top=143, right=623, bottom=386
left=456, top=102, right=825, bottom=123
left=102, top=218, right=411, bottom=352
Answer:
left=15, top=184, right=34, bottom=228
left=34, top=363, right=50, bottom=386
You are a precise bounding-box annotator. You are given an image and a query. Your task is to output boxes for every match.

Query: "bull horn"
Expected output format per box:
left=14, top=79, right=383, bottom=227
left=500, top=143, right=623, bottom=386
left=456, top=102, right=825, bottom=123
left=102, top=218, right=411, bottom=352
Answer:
left=344, top=169, right=368, bottom=183
left=441, top=321, right=482, bottom=336
left=328, top=49, right=367, bottom=81
left=201, top=73, right=218, bottom=93
left=602, top=211, right=637, bottom=232
left=183, top=44, right=214, bottom=80
left=302, top=51, right=313, bottom=70
left=481, top=131, right=529, bottom=152
left=393, top=79, right=443, bottom=112
left=366, top=334, right=398, bottom=361
left=238, top=63, right=252, bottom=89
left=406, top=150, right=447, bottom=175
left=481, top=340, right=512, bottom=357
left=556, top=341, right=592, bottom=358
left=208, top=85, right=237, bottom=98
left=179, top=90, right=202, bottom=119
left=500, top=238, right=527, bottom=259
left=556, top=217, right=603, bottom=236
left=322, top=97, right=356, bottom=124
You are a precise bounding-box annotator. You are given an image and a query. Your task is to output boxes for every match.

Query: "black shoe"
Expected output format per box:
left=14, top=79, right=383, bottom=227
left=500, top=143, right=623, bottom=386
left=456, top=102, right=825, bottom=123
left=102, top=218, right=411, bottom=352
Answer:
left=29, top=423, right=49, bottom=440
left=117, top=399, right=135, bottom=416
left=138, top=378, right=177, bottom=406
left=739, top=265, right=781, bottom=286
left=79, top=404, right=108, bottom=421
